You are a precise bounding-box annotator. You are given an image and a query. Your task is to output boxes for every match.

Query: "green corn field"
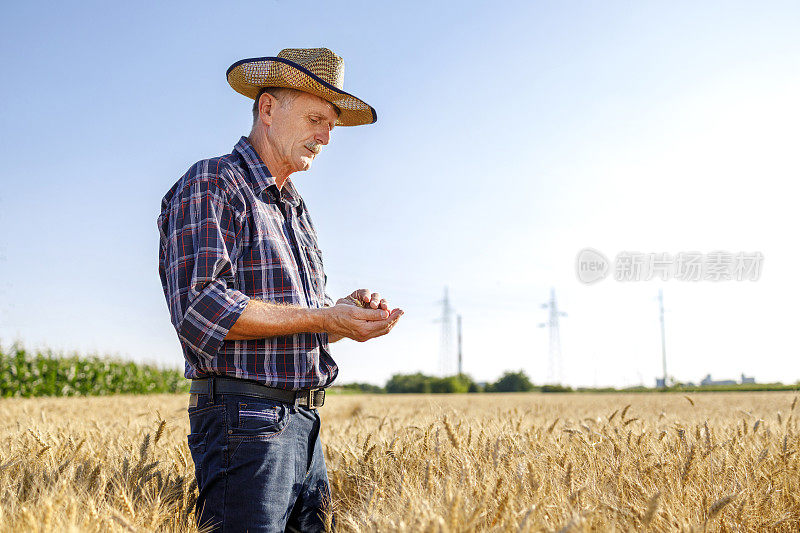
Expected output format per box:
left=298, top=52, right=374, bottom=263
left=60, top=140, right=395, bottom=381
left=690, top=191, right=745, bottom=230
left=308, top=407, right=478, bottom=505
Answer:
left=0, top=343, right=189, bottom=398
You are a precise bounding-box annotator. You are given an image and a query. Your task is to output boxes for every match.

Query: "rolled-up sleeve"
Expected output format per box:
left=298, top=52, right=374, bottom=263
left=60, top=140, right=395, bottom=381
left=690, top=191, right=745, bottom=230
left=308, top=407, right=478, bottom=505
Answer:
left=158, top=176, right=250, bottom=365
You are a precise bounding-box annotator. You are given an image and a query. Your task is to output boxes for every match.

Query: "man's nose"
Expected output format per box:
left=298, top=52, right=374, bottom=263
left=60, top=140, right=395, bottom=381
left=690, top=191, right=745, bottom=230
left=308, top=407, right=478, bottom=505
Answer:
left=316, top=128, right=331, bottom=146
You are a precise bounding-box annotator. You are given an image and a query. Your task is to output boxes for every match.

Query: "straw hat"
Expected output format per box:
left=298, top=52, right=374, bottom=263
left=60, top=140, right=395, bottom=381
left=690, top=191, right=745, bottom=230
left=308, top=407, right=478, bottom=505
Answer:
left=226, top=48, right=377, bottom=127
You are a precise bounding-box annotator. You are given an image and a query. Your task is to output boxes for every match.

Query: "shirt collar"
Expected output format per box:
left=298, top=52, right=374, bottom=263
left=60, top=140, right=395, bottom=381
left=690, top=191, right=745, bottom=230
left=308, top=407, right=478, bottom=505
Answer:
left=232, top=136, right=302, bottom=210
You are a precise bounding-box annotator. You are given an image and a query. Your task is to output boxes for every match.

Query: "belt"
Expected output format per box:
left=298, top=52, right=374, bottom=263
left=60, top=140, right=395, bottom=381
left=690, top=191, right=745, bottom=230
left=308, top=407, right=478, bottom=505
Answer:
left=189, top=376, right=326, bottom=409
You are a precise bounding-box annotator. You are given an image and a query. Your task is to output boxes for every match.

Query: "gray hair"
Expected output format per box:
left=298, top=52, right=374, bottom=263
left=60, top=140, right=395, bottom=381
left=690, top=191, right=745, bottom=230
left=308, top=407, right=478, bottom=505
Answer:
left=252, top=87, right=302, bottom=123
left=251, top=86, right=342, bottom=124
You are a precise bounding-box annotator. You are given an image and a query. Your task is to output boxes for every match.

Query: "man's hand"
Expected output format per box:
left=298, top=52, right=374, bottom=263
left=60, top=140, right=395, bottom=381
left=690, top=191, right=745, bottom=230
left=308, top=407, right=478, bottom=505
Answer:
left=337, top=289, right=389, bottom=312
left=325, top=289, right=403, bottom=342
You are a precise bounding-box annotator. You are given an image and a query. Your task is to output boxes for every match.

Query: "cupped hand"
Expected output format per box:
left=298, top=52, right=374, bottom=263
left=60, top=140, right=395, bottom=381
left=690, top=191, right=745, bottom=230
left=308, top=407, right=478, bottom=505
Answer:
left=337, top=289, right=389, bottom=312
left=325, top=292, right=403, bottom=342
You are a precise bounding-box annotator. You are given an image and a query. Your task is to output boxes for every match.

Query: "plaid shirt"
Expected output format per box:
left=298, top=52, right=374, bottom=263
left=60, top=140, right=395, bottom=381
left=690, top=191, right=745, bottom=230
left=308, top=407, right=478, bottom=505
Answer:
left=157, top=136, right=337, bottom=390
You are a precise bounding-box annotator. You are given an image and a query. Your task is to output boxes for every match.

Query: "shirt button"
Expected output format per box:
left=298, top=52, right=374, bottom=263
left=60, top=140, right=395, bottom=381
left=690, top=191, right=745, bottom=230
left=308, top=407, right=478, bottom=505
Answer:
left=228, top=429, right=232, bottom=434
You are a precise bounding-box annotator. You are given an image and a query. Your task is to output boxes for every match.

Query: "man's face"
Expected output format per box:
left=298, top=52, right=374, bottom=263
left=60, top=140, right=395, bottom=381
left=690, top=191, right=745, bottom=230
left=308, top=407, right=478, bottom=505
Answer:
left=264, top=91, right=338, bottom=174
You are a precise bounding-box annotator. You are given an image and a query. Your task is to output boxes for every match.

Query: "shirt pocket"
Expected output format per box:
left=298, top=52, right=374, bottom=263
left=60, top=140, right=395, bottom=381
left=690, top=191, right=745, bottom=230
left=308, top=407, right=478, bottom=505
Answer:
left=301, top=243, right=326, bottom=306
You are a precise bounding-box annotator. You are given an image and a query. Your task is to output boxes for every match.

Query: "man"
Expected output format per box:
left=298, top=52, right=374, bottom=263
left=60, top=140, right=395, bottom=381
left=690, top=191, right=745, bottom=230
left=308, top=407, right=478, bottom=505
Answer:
left=157, top=48, right=402, bottom=532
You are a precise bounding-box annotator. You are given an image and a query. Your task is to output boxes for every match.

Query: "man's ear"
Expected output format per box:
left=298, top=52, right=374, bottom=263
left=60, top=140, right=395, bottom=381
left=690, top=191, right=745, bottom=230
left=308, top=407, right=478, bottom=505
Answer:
left=258, top=93, right=276, bottom=126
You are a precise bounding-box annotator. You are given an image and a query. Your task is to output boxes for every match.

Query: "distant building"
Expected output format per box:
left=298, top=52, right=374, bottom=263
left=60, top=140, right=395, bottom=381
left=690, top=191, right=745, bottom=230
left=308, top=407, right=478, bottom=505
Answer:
left=655, top=378, right=666, bottom=388
left=700, top=374, right=756, bottom=386
left=701, top=374, right=737, bottom=386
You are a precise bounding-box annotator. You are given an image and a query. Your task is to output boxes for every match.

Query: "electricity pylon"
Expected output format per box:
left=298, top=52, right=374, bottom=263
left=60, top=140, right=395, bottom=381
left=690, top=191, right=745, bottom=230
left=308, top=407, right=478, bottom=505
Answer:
left=539, top=287, right=567, bottom=385
left=435, top=286, right=455, bottom=377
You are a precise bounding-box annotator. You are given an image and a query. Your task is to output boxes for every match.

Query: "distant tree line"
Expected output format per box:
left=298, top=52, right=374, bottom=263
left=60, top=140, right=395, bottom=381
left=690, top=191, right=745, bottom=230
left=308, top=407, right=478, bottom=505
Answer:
left=385, top=372, right=479, bottom=393
left=380, top=370, right=572, bottom=394
left=329, top=371, right=576, bottom=394
left=332, top=372, right=798, bottom=394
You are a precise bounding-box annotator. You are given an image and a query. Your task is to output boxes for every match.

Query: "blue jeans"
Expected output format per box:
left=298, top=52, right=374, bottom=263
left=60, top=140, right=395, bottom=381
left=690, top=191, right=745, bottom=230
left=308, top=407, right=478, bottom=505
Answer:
left=187, top=390, right=334, bottom=532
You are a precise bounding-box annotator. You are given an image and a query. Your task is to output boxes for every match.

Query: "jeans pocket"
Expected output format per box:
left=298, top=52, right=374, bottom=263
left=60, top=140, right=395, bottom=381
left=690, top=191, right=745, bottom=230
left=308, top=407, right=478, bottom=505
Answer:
left=187, top=431, right=207, bottom=489
left=187, top=431, right=207, bottom=454
left=230, top=399, right=290, bottom=439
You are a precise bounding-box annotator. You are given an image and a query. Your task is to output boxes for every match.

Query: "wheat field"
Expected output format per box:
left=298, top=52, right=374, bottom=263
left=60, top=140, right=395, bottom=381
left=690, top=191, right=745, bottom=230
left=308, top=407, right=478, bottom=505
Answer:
left=1, top=391, right=798, bottom=531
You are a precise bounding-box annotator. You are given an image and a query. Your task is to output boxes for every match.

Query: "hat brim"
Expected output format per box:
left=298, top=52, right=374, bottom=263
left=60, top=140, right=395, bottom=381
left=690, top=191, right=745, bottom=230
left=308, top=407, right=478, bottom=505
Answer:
left=226, top=56, right=377, bottom=127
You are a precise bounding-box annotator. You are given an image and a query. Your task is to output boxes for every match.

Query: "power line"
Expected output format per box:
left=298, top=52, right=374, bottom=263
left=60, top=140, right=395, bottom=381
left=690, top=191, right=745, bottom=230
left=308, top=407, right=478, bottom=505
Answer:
left=658, top=288, right=668, bottom=388
left=457, top=314, right=463, bottom=376
left=433, top=286, right=456, bottom=377
left=539, top=287, right=567, bottom=385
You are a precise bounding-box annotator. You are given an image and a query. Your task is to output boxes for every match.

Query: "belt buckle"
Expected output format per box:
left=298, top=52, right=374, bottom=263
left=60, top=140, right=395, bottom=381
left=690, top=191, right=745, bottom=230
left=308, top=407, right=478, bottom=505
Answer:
left=305, top=388, right=324, bottom=409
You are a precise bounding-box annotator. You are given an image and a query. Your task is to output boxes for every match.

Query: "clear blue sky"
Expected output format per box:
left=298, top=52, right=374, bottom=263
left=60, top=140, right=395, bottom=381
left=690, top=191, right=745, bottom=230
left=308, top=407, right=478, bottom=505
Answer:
left=1, top=1, right=799, bottom=387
